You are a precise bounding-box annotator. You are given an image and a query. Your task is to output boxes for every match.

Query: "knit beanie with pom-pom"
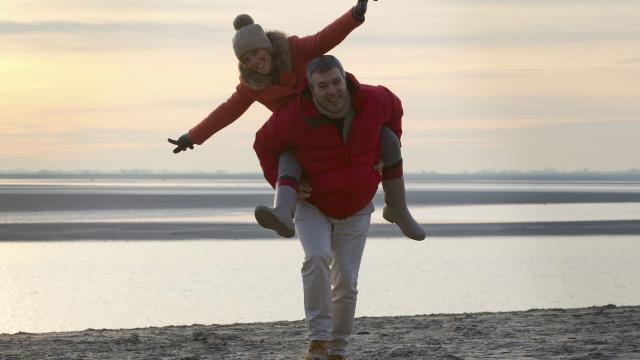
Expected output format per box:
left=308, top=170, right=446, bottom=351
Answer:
left=232, top=14, right=272, bottom=60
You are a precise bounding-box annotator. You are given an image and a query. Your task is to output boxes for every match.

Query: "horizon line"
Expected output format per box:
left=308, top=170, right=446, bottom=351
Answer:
left=2, top=169, right=640, bottom=176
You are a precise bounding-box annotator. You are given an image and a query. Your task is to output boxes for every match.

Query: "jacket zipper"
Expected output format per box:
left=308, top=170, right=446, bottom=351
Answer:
left=344, top=143, right=350, bottom=219
left=343, top=123, right=351, bottom=220
left=335, top=115, right=352, bottom=219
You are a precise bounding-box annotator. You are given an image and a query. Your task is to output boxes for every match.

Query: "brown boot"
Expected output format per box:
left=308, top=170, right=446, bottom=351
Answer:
left=327, top=355, right=346, bottom=360
left=304, top=340, right=328, bottom=360
left=382, top=177, right=426, bottom=241
left=254, top=184, right=296, bottom=238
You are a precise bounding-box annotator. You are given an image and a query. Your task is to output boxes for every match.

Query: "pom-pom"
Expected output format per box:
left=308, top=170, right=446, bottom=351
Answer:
left=233, top=14, right=254, bottom=31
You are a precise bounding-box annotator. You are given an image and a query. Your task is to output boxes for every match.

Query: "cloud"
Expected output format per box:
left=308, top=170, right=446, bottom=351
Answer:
left=0, top=20, right=227, bottom=52
left=2, top=0, right=269, bottom=15
left=617, top=57, right=640, bottom=66
left=405, top=94, right=640, bottom=124
left=352, top=27, right=640, bottom=49
left=0, top=20, right=222, bottom=36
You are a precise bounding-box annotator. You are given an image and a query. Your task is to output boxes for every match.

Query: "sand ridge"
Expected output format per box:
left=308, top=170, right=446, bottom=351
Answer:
left=2, top=220, right=640, bottom=241
left=1, top=305, right=639, bottom=359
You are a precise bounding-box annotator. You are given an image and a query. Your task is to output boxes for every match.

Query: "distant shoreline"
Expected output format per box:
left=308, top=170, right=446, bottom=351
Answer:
left=1, top=305, right=638, bottom=359
left=2, top=220, right=640, bottom=241
left=2, top=170, right=640, bottom=182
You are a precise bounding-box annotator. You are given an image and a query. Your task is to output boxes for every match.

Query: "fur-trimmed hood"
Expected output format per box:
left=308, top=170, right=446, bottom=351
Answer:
left=238, top=30, right=292, bottom=90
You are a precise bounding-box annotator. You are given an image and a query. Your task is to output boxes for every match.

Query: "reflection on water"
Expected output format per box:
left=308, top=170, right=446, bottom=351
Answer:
left=0, top=178, right=268, bottom=189
left=2, top=203, right=639, bottom=225
left=0, top=178, right=272, bottom=195
left=3, top=178, right=640, bottom=192
left=1, top=236, right=638, bottom=334
left=4, top=178, right=640, bottom=195
left=0, top=208, right=251, bottom=224
left=402, top=203, right=640, bottom=224
left=406, top=181, right=640, bottom=192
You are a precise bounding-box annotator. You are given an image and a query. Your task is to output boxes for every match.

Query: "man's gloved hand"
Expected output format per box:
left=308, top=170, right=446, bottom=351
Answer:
left=352, top=0, right=377, bottom=21
left=298, top=182, right=312, bottom=200
left=374, top=158, right=384, bottom=175
left=167, top=134, right=194, bottom=154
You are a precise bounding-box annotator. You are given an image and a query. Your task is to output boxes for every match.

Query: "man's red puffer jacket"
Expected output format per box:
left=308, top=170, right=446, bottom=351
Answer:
left=253, top=73, right=403, bottom=219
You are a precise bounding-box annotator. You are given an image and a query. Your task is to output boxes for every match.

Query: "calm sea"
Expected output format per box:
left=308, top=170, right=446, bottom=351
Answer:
left=1, top=176, right=639, bottom=334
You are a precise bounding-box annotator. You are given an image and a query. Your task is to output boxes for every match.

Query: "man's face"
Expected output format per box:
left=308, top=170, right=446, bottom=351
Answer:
left=309, top=67, right=348, bottom=114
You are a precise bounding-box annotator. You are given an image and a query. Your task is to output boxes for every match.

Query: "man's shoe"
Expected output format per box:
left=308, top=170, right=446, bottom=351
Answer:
left=303, top=340, right=328, bottom=360
left=327, top=355, right=346, bottom=360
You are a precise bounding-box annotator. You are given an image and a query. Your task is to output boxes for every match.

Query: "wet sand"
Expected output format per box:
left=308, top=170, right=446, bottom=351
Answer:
left=1, top=220, right=640, bottom=241
left=3, top=190, right=640, bottom=212
left=1, top=305, right=638, bottom=359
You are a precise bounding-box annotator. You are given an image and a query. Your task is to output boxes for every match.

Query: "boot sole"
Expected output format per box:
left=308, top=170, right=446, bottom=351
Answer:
left=383, top=208, right=426, bottom=241
left=255, top=206, right=295, bottom=238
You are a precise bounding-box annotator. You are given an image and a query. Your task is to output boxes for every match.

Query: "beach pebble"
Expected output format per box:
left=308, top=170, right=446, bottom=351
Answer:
left=441, top=355, right=463, bottom=360
left=387, top=344, right=419, bottom=357
left=115, top=333, right=140, bottom=344
left=192, top=330, right=208, bottom=342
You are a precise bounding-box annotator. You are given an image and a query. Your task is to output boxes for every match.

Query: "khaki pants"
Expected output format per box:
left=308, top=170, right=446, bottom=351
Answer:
left=294, top=200, right=373, bottom=356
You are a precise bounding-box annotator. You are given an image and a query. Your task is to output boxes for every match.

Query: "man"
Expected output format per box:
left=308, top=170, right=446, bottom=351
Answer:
left=253, top=55, right=404, bottom=360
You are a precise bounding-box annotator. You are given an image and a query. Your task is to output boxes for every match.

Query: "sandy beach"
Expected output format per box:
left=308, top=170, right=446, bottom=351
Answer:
left=1, top=305, right=639, bottom=359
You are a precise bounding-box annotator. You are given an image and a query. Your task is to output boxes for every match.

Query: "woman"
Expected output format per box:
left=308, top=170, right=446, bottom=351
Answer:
left=168, top=0, right=425, bottom=241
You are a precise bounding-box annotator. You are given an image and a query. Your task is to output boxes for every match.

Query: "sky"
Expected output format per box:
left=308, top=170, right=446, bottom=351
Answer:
left=1, top=0, right=639, bottom=173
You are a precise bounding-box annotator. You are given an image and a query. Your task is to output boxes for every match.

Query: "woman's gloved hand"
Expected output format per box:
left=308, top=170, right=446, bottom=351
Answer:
left=167, top=134, right=194, bottom=154
left=352, top=0, right=377, bottom=21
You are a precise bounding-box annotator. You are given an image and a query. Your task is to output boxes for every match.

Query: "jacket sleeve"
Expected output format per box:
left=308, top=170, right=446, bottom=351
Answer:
left=290, top=9, right=363, bottom=61
left=188, top=86, right=255, bottom=145
left=253, top=111, right=295, bottom=188
left=380, top=86, right=403, bottom=144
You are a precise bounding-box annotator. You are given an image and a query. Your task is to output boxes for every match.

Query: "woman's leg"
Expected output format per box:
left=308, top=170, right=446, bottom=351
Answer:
left=254, top=150, right=302, bottom=238
left=379, top=126, right=426, bottom=240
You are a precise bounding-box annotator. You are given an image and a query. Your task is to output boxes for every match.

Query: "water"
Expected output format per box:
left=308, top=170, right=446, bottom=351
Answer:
left=2, top=203, right=640, bottom=225
left=1, top=176, right=639, bottom=334
left=1, top=176, right=640, bottom=225
left=0, top=237, right=638, bottom=334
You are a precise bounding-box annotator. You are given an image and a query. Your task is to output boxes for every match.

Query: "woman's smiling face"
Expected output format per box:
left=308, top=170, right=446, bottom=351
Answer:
left=242, top=48, right=272, bottom=74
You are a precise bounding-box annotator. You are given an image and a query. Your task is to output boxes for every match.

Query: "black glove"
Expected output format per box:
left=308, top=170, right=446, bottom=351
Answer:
left=167, top=134, right=194, bottom=154
left=352, top=0, right=376, bottom=21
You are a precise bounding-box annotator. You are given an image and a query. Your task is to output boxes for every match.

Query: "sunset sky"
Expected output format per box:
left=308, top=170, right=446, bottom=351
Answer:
left=1, top=0, right=639, bottom=172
